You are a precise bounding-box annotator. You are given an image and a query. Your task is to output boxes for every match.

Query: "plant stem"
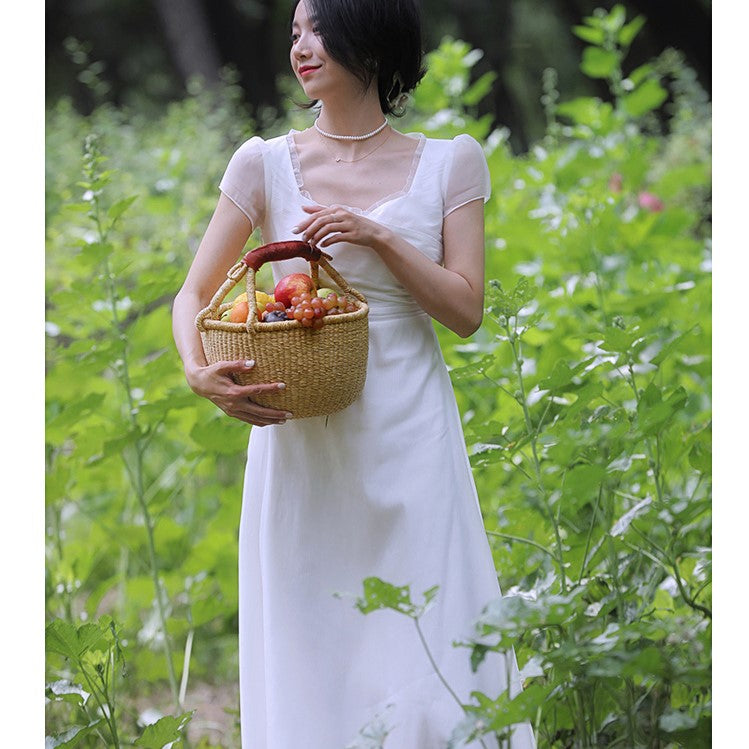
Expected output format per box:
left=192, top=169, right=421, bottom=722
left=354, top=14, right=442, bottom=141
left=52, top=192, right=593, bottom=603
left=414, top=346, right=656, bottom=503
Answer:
left=504, top=321, right=567, bottom=592
left=99, top=217, right=180, bottom=708
left=629, top=523, right=712, bottom=619
left=412, top=617, right=489, bottom=749
left=79, top=663, right=119, bottom=748
left=668, top=552, right=712, bottom=619
left=605, top=530, right=638, bottom=745
left=485, top=530, right=557, bottom=560
left=624, top=363, right=665, bottom=506
left=413, top=618, right=463, bottom=708
left=578, top=485, right=603, bottom=585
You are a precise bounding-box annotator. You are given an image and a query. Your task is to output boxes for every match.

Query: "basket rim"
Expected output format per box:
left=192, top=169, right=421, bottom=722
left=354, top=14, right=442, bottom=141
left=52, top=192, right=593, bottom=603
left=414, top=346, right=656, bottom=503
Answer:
left=201, top=301, right=369, bottom=333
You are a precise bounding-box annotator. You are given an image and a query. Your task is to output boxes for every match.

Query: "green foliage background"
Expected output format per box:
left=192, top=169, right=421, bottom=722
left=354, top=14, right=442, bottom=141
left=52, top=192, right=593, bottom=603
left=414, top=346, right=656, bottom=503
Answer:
left=46, top=7, right=711, bottom=748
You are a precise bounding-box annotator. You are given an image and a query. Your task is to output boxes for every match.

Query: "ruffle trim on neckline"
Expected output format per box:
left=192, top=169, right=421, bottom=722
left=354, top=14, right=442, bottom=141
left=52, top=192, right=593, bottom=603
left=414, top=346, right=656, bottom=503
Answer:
left=285, top=130, right=426, bottom=215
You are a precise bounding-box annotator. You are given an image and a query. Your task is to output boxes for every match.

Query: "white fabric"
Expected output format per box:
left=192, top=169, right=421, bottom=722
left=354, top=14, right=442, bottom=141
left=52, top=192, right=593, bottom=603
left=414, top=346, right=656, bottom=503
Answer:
left=220, top=131, right=536, bottom=749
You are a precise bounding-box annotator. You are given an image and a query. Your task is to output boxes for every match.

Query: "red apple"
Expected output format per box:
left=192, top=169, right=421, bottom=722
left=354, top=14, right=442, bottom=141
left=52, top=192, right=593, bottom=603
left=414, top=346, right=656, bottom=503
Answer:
left=274, top=273, right=315, bottom=307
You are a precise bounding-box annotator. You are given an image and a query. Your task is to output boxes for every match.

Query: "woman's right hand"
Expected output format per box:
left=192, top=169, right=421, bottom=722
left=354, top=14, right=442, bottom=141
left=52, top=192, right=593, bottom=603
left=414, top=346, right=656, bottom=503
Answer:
left=186, top=359, right=292, bottom=427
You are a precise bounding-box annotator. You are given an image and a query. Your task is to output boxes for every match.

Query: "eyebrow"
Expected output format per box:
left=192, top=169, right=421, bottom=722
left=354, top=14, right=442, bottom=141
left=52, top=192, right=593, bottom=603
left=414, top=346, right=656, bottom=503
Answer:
left=291, top=13, right=319, bottom=30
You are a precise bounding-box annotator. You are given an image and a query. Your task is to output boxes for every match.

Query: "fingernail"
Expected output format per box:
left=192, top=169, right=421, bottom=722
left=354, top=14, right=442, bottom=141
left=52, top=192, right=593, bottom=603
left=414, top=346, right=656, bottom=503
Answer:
left=245, top=360, right=255, bottom=368
left=285, top=412, right=293, bottom=419
left=277, top=383, right=286, bottom=390
left=291, top=226, right=300, bottom=233
left=278, top=420, right=286, bottom=425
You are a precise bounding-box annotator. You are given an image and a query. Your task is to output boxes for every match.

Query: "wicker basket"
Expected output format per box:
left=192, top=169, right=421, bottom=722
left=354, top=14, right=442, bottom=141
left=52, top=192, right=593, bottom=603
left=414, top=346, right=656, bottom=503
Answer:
left=196, top=241, right=369, bottom=419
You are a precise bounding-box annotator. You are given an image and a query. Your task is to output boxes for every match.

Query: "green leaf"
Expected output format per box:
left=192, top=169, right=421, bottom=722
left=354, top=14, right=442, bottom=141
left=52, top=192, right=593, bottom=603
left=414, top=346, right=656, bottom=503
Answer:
left=463, top=71, right=497, bottom=107
left=562, top=464, right=607, bottom=509
left=449, top=683, right=552, bottom=745
left=350, top=577, right=438, bottom=619
left=107, top=195, right=138, bottom=222
left=659, top=709, right=698, bottom=732
left=78, top=240, right=113, bottom=266
left=101, top=426, right=146, bottom=459
left=485, top=277, right=538, bottom=319
left=581, top=47, right=620, bottom=79
left=622, top=78, right=668, bottom=117
left=566, top=381, right=604, bottom=418
left=627, top=63, right=654, bottom=87
left=605, top=5, right=627, bottom=33
left=538, top=357, right=596, bottom=392
left=45, top=721, right=102, bottom=748
left=556, top=97, right=615, bottom=131
left=135, top=711, right=194, bottom=748
left=189, top=413, right=249, bottom=454
left=449, top=354, right=495, bottom=383
left=688, top=425, right=712, bottom=474
left=618, top=15, right=646, bottom=47
left=650, top=326, right=699, bottom=366
left=636, top=384, right=688, bottom=436
left=610, top=496, right=652, bottom=537
left=45, top=680, right=90, bottom=707
left=572, top=25, right=605, bottom=45
left=598, top=326, right=642, bottom=354
left=46, top=392, right=107, bottom=438
left=46, top=619, right=103, bottom=660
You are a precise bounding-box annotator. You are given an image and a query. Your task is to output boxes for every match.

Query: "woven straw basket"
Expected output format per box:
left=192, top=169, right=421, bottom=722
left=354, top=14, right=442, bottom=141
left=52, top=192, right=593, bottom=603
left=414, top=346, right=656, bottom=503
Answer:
left=196, top=241, right=369, bottom=419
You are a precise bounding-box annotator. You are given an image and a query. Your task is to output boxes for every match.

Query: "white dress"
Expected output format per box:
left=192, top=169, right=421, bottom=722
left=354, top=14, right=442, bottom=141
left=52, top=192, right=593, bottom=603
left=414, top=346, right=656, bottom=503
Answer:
left=219, top=130, right=536, bottom=749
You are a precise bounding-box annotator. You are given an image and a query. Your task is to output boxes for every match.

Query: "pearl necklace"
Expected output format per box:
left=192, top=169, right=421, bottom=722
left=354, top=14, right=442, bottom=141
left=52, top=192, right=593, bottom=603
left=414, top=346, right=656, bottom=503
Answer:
left=314, top=118, right=388, bottom=141
left=319, top=128, right=392, bottom=164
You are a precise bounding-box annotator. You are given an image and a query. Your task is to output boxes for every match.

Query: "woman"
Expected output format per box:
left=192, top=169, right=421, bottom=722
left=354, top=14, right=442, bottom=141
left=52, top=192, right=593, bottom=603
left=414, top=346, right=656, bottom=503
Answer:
left=172, top=0, right=536, bottom=746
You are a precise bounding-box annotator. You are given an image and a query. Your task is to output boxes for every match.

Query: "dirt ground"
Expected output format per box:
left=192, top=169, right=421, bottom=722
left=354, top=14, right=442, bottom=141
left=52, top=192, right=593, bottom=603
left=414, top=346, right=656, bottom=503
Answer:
left=134, top=680, right=241, bottom=748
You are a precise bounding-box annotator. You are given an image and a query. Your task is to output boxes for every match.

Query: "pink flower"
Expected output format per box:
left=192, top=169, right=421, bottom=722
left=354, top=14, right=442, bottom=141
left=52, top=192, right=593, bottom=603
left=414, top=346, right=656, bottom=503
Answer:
left=637, top=191, right=664, bottom=212
left=608, top=173, right=623, bottom=193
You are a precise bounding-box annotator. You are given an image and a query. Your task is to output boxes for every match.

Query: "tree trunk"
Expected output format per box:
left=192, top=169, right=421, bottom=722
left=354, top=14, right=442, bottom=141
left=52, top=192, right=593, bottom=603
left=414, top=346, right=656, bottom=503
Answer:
left=152, top=0, right=222, bottom=89
left=449, top=0, right=526, bottom=149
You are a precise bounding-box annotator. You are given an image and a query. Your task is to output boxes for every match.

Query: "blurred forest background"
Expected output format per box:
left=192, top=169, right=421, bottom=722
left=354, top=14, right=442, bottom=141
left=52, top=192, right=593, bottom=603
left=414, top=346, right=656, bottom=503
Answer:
left=46, top=0, right=710, bottom=151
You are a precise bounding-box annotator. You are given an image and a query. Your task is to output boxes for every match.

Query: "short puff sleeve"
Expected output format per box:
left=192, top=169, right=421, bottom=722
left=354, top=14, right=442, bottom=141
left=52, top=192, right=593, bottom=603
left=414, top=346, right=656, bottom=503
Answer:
left=443, top=134, right=491, bottom=217
left=218, top=136, right=266, bottom=228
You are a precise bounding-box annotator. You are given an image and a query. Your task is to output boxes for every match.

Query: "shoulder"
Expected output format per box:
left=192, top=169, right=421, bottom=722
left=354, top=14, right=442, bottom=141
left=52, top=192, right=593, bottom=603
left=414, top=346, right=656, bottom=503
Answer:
left=418, top=132, right=484, bottom=153
left=225, top=131, right=290, bottom=162
left=415, top=132, right=488, bottom=172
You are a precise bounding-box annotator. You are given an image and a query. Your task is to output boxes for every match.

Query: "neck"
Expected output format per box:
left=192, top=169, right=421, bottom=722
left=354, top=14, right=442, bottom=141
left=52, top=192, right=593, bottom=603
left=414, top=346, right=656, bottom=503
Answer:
left=315, top=93, right=385, bottom=138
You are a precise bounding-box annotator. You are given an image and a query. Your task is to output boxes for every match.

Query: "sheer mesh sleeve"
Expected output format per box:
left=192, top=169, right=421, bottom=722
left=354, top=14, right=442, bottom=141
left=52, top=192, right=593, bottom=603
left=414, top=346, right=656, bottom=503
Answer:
left=218, top=136, right=266, bottom=228
left=443, top=134, right=491, bottom=217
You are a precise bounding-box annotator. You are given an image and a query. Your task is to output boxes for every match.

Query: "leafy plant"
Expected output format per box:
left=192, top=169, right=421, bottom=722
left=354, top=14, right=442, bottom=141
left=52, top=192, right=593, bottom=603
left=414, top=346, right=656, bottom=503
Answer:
left=46, top=5, right=710, bottom=747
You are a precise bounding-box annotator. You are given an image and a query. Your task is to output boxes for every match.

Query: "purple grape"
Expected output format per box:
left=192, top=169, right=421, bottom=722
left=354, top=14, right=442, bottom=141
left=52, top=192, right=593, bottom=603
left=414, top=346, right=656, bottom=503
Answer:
left=263, top=311, right=288, bottom=323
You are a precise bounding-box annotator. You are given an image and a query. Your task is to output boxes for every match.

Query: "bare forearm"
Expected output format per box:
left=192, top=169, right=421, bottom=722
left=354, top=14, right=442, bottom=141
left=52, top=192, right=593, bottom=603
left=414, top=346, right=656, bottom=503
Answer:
left=172, top=288, right=210, bottom=383
left=369, top=225, right=483, bottom=337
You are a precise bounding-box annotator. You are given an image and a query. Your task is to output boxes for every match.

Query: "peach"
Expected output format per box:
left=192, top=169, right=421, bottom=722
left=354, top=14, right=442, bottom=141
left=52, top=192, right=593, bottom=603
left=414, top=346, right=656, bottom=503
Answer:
left=274, top=273, right=315, bottom=307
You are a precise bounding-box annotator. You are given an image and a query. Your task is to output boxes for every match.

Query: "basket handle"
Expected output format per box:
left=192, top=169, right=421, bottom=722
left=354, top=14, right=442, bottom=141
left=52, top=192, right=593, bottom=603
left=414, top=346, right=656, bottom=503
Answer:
left=242, top=240, right=322, bottom=271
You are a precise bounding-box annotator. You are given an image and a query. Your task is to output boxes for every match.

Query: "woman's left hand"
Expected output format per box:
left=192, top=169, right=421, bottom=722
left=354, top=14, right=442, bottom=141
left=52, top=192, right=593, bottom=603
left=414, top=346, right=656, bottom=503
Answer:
left=293, top=204, right=387, bottom=250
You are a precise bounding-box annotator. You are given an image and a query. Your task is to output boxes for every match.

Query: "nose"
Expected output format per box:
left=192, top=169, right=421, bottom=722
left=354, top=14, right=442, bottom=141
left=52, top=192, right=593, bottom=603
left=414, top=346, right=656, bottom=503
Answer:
left=292, top=30, right=312, bottom=60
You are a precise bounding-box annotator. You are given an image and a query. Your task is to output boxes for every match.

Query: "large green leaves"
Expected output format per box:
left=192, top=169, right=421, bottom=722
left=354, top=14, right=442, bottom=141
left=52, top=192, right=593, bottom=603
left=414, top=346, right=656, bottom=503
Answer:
left=134, top=712, right=194, bottom=748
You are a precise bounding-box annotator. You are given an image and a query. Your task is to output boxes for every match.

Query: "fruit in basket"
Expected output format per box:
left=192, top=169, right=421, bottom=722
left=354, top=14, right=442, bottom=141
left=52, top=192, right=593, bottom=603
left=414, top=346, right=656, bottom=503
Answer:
left=255, top=290, right=274, bottom=308
left=229, top=300, right=249, bottom=323
left=262, top=310, right=289, bottom=323
left=321, top=293, right=359, bottom=315
left=316, top=287, right=335, bottom=298
left=274, top=273, right=315, bottom=307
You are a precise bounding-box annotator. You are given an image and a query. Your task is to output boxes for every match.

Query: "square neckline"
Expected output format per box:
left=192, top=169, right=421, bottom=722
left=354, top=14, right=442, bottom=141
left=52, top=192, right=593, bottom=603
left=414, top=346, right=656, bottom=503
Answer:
left=285, top=130, right=427, bottom=215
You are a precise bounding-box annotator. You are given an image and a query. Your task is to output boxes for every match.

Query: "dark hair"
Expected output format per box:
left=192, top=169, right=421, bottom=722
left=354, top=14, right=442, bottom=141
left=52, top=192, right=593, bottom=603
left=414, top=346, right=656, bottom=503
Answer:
left=290, top=0, right=426, bottom=115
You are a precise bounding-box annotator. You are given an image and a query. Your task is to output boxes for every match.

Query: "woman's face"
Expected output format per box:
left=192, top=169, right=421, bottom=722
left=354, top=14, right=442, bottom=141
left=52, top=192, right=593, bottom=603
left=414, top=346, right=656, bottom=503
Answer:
left=289, top=0, right=361, bottom=103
